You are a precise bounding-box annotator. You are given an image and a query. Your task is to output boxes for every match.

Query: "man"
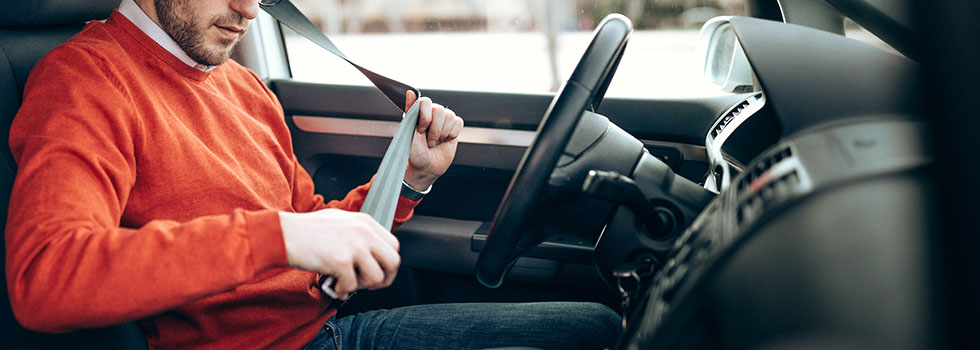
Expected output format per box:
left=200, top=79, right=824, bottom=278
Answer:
left=5, top=0, right=621, bottom=349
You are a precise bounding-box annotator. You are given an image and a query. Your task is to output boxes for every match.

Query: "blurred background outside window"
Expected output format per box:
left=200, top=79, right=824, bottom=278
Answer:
left=284, top=0, right=746, bottom=98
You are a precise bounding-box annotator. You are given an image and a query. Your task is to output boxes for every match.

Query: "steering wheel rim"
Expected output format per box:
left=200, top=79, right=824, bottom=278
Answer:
left=476, top=14, right=633, bottom=288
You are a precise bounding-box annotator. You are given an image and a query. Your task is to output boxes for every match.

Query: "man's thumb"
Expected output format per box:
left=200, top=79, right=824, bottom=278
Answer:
left=405, top=90, right=417, bottom=113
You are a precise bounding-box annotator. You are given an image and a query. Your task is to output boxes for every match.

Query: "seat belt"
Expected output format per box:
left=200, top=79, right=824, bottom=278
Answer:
left=260, top=0, right=421, bottom=298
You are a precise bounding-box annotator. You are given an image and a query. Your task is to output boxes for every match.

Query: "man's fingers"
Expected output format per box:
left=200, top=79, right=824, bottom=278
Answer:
left=372, top=243, right=401, bottom=288
left=411, top=96, right=463, bottom=146
left=439, top=109, right=457, bottom=143
left=281, top=209, right=407, bottom=299
left=377, top=228, right=400, bottom=252
left=331, top=261, right=358, bottom=298
left=380, top=265, right=399, bottom=288
left=417, top=97, right=433, bottom=133
left=355, top=212, right=399, bottom=251
left=404, top=90, right=417, bottom=113
left=354, top=252, right=386, bottom=289
left=448, top=115, right=463, bottom=140
left=358, top=216, right=399, bottom=289
left=428, top=104, right=446, bottom=148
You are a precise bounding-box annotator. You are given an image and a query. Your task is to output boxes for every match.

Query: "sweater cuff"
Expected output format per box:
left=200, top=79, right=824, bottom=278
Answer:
left=244, top=209, right=288, bottom=270
left=393, top=195, right=420, bottom=224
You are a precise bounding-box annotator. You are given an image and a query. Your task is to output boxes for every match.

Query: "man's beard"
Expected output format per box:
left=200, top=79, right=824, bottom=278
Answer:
left=155, top=0, right=248, bottom=66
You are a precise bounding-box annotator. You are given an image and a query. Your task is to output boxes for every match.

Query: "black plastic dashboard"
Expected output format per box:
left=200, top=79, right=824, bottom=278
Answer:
left=622, top=118, right=932, bottom=348
left=731, top=17, right=919, bottom=136
left=703, top=16, right=918, bottom=194
left=614, top=17, right=934, bottom=349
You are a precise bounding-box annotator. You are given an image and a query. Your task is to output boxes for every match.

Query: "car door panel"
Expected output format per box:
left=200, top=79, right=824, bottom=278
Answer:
left=269, top=79, right=744, bottom=300
left=273, top=81, right=748, bottom=140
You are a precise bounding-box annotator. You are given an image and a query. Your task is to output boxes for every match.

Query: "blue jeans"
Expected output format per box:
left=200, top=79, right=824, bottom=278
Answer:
left=302, top=302, right=621, bottom=350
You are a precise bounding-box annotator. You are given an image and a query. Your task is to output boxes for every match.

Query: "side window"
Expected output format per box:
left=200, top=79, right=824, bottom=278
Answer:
left=285, top=0, right=746, bottom=98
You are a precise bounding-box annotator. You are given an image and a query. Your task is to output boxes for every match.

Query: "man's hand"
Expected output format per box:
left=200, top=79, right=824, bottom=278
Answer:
left=403, top=90, right=464, bottom=191
left=279, top=209, right=401, bottom=299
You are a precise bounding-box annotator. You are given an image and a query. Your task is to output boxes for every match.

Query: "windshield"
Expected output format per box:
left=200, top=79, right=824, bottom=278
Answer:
left=284, top=0, right=746, bottom=98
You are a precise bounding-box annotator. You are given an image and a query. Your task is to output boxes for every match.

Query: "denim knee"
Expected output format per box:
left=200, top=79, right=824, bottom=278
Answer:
left=526, top=302, right=621, bottom=349
left=565, top=302, right=622, bottom=343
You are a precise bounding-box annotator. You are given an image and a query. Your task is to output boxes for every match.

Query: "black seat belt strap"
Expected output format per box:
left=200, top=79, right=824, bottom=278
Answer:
left=260, top=0, right=421, bottom=298
left=260, top=0, right=420, bottom=231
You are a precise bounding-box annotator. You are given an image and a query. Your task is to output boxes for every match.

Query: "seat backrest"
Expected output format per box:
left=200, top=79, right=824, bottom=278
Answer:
left=1, top=1, right=147, bottom=349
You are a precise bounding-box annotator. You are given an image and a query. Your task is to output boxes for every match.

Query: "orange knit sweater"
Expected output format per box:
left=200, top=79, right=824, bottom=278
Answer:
left=6, top=11, right=416, bottom=349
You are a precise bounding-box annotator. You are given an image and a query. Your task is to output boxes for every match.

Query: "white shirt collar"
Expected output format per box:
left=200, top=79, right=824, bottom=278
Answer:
left=118, top=0, right=216, bottom=72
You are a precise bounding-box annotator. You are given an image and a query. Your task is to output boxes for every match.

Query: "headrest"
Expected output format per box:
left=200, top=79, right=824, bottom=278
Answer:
left=0, top=0, right=121, bottom=27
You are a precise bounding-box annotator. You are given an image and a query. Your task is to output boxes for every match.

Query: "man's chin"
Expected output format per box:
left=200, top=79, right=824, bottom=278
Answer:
left=191, top=44, right=237, bottom=66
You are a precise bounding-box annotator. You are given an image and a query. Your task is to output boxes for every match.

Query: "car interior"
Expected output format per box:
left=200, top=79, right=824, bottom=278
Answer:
left=2, top=0, right=978, bottom=349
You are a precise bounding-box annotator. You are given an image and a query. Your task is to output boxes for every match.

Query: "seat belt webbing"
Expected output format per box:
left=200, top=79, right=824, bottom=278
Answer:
left=261, top=0, right=420, bottom=232
left=261, top=0, right=421, bottom=298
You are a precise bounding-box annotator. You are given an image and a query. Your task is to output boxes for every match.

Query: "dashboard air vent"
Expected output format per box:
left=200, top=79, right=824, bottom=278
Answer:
left=737, top=146, right=792, bottom=193
left=736, top=170, right=800, bottom=226
left=711, top=99, right=752, bottom=139
left=735, top=146, right=802, bottom=227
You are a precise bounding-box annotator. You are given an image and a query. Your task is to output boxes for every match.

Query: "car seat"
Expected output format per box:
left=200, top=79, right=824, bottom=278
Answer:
left=1, top=0, right=147, bottom=349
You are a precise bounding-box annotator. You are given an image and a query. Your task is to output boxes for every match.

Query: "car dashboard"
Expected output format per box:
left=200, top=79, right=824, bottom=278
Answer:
left=703, top=91, right=779, bottom=193
left=622, top=117, right=930, bottom=348
left=608, top=16, right=934, bottom=348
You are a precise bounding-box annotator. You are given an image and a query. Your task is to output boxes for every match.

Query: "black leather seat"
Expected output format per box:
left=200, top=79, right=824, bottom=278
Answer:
left=1, top=1, right=146, bottom=349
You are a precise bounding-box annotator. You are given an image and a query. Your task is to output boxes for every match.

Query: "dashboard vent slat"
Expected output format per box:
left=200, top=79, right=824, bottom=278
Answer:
left=710, top=98, right=755, bottom=138
left=734, top=145, right=802, bottom=227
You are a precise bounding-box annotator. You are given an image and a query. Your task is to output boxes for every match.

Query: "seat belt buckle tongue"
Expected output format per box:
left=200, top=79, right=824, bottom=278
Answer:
left=318, top=274, right=351, bottom=301
left=268, top=0, right=416, bottom=302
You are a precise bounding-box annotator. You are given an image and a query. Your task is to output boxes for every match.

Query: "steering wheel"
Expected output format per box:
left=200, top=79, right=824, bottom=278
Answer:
left=476, top=14, right=633, bottom=288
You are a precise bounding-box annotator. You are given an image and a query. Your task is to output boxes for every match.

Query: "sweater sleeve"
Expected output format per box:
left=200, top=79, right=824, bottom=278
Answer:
left=245, top=60, right=420, bottom=228
left=5, top=46, right=286, bottom=333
